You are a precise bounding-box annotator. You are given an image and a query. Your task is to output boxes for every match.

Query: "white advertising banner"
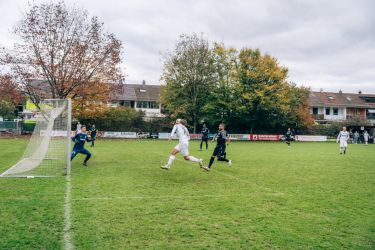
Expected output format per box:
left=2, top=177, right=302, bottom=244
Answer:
left=229, top=134, right=250, bottom=141
left=158, top=133, right=178, bottom=139
left=295, top=135, right=327, bottom=142
left=40, top=130, right=71, bottom=137
left=103, top=132, right=137, bottom=138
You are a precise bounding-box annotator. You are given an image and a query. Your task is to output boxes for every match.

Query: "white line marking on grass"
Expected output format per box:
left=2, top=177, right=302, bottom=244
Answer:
left=64, top=175, right=73, bottom=250
left=217, top=171, right=284, bottom=195
left=73, top=194, right=236, bottom=201
left=72, top=192, right=283, bottom=201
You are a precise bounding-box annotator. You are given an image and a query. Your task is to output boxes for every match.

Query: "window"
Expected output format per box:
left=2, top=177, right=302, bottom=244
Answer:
left=312, top=107, right=318, bottom=115
left=325, top=108, right=330, bottom=115
left=367, top=109, right=375, bottom=120
left=136, top=101, right=148, bottom=109
left=149, top=101, right=158, bottom=109
left=136, top=101, right=158, bottom=109
left=119, top=101, right=131, bottom=107
left=362, top=97, right=375, bottom=103
left=328, top=96, right=334, bottom=100
left=333, top=108, right=338, bottom=115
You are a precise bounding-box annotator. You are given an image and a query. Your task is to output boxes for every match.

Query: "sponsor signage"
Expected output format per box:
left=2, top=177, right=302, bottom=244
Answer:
left=250, top=134, right=282, bottom=141
left=61, top=131, right=328, bottom=142
left=295, top=135, right=327, bottom=142
left=137, top=132, right=150, bottom=138
left=229, top=134, right=251, bottom=141
left=158, top=133, right=177, bottom=139
left=40, top=130, right=71, bottom=137
left=103, top=132, right=137, bottom=138
left=190, top=134, right=202, bottom=140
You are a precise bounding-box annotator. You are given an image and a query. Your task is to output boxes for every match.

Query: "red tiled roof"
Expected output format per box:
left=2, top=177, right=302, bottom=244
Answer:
left=310, top=91, right=375, bottom=108
left=113, top=84, right=162, bottom=101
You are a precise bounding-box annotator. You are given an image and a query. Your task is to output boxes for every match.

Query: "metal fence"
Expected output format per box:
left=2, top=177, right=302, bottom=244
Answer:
left=0, top=121, right=21, bottom=135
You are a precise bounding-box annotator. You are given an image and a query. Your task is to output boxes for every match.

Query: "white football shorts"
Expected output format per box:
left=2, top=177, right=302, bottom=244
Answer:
left=340, top=140, right=348, bottom=148
left=175, top=142, right=189, bottom=157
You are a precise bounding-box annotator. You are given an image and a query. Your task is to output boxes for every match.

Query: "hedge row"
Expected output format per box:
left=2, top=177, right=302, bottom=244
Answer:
left=74, top=108, right=375, bottom=135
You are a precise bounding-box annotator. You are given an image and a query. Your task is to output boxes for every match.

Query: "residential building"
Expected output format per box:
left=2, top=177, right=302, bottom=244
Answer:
left=111, top=81, right=164, bottom=119
left=310, top=90, right=375, bottom=124
left=18, top=79, right=165, bottom=120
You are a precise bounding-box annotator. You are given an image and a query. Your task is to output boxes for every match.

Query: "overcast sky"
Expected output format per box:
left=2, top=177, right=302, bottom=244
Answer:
left=0, top=0, right=374, bottom=93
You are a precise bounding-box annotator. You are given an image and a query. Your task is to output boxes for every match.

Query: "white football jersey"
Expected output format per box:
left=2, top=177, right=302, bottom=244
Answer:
left=337, top=131, right=349, bottom=142
left=170, top=124, right=190, bottom=143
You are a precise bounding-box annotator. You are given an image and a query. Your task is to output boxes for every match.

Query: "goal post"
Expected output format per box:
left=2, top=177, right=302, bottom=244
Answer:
left=0, top=99, right=72, bottom=178
left=66, top=99, right=72, bottom=176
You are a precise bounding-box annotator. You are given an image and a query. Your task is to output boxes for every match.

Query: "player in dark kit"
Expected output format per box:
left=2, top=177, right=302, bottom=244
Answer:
left=200, top=124, right=210, bottom=151
left=71, top=126, right=92, bottom=166
left=203, top=123, right=232, bottom=171
left=285, top=128, right=294, bottom=147
left=90, top=124, right=97, bottom=147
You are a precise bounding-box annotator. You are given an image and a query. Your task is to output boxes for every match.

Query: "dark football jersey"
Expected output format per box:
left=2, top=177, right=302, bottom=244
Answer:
left=216, top=130, right=228, bottom=144
left=72, top=133, right=89, bottom=149
left=201, top=127, right=209, bottom=137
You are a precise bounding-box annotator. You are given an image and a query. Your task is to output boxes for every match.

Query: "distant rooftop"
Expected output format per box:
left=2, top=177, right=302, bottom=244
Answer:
left=113, top=81, right=162, bottom=101
left=310, top=91, right=375, bottom=108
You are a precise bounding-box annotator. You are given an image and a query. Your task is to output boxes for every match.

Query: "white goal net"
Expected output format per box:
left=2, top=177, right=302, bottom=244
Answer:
left=1, top=99, right=72, bottom=178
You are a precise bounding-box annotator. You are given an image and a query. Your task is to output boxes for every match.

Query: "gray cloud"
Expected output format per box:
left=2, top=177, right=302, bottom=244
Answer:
left=0, top=0, right=374, bottom=92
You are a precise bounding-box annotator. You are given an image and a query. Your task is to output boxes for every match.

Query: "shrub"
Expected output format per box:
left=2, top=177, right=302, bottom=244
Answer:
left=79, top=107, right=145, bottom=132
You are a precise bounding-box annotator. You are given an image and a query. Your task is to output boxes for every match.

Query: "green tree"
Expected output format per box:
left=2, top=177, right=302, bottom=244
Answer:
left=80, top=107, right=144, bottom=132
left=237, top=48, right=292, bottom=131
left=202, top=43, right=240, bottom=128
left=0, top=100, right=15, bottom=120
left=161, top=34, right=217, bottom=132
left=162, top=37, right=312, bottom=133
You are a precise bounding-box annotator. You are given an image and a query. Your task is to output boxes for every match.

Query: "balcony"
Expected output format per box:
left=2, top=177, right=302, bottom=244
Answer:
left=311, top=114, right=324, bottom=120
left=346, top=115, right=365, bottom=121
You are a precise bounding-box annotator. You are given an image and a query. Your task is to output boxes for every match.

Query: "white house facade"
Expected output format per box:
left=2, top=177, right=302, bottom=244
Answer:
left=111, top=82, right=164, bottom=120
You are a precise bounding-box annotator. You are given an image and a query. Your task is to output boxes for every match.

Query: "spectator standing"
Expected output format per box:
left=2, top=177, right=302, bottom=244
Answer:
left=76, top=121, right=82, bottom=134
left=353, top=131, right=359, bottom=144
left=363, top=131, right=369, bottom=145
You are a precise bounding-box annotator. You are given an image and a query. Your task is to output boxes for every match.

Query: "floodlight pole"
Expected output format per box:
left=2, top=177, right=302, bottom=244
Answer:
left=66, top=99, right=72, bottom=176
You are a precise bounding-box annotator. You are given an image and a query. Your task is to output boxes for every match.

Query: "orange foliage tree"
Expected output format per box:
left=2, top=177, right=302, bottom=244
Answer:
left=0, top=74, right=23, bottom=104
left=0, top=1, right=124, bottom=118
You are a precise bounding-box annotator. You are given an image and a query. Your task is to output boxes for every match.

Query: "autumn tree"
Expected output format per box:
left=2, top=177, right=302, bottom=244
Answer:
left=0, top=74, right=23, bottom=104
left=286, top=83, right=314, bottom=128
left=236, top=48, right=314, bottom=131
left=0, top=1, right=124, bottom=118
left=236, top=48, right=293, bottom=130
left=161, top=34, right=217, bottom=132
left=162, top=35, right=313, bottom=132
left=0, top=74, right=22, bottom=119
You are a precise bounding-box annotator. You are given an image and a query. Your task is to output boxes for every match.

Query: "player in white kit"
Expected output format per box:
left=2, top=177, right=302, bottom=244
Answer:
left=161, top=119, right=203, bottom=170
left=363, top=131, right=369, bottom=145
left=337, top=126, right=349, bottom=155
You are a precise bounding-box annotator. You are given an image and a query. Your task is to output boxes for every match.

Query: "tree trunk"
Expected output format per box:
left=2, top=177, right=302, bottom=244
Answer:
left=193, top=111, right=197, bottom=133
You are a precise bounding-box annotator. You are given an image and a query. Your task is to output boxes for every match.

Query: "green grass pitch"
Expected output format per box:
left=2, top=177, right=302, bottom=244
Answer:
left=0, top=138, right=374, bottom=249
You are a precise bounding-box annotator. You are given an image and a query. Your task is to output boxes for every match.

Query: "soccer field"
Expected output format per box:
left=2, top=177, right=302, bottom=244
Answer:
left=0, top=139, right=374, bottom=249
